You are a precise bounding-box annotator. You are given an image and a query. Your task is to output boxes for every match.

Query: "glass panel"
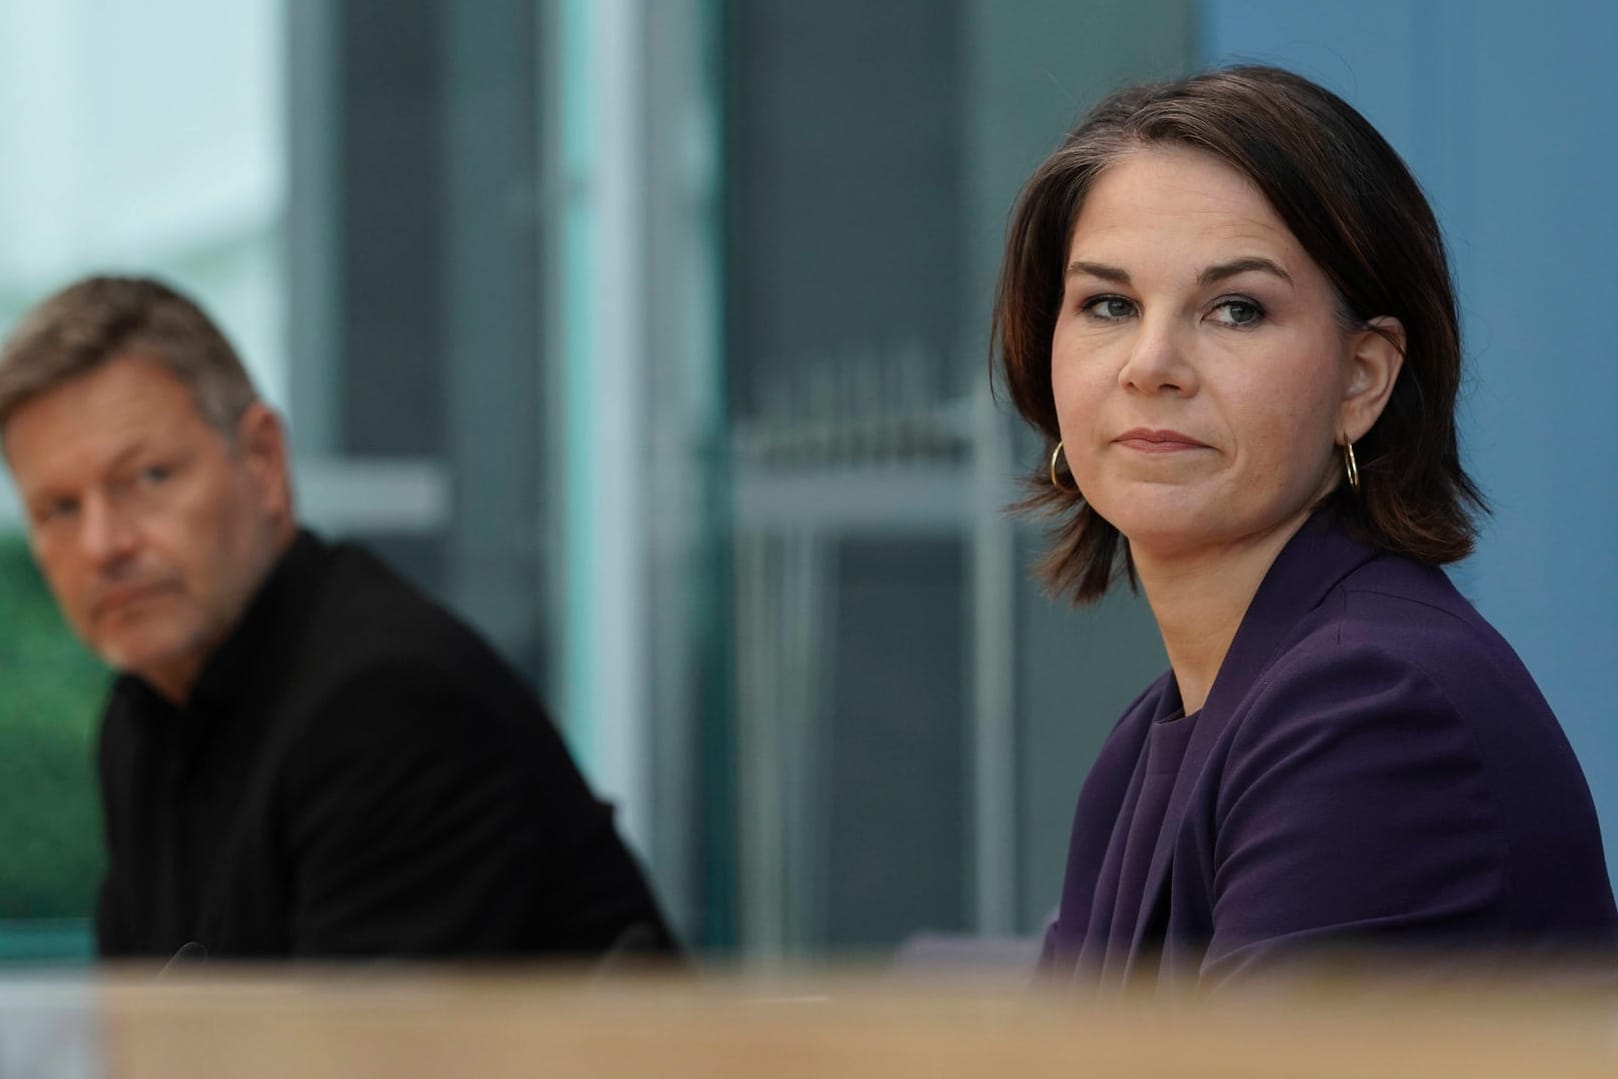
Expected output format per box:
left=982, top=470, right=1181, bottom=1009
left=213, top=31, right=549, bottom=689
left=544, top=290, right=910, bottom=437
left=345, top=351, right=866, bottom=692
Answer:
left=0, top=0, right=1203, bottom=969
left=0, top=1, right=284, bottom=961
left=0, top=0, right=287, bottom=406
left=720, top=0, right=1193, bottom=958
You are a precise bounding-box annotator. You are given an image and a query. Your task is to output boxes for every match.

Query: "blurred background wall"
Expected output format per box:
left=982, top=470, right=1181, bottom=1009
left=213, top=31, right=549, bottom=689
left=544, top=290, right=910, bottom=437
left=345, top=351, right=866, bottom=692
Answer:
left=0, top=0, right=1612, bottom=964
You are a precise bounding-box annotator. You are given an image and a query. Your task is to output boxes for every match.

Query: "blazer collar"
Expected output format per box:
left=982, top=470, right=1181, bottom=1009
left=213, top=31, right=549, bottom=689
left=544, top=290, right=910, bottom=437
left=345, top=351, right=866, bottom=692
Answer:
left=187, top=528, right=326, bottom=718
left=1126, top=506, right=1380, bottom=970
left=1199, top=507, right=1377, bottom=723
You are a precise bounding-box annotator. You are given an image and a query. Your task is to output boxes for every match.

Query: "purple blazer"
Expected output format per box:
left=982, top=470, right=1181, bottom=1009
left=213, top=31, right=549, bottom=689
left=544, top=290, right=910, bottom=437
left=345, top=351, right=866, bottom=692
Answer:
left=1041, top=509, right=1617, bottom=989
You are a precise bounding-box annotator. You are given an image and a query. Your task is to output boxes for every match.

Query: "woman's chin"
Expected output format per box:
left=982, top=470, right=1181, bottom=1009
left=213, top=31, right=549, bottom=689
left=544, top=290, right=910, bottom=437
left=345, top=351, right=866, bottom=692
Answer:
left=1110, top=498, right=1319, bottom=567
left=1095, top=496, right=1219, bottom=550
left=1101, top=497, right=1265, bottom=564
left=1119, top=527, right=1213, bottom=564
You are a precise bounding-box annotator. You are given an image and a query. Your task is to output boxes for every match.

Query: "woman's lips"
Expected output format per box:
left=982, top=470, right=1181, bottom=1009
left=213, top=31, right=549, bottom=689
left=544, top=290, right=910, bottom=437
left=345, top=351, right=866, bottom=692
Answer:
left=1113, top=428, right=1211, bottom=453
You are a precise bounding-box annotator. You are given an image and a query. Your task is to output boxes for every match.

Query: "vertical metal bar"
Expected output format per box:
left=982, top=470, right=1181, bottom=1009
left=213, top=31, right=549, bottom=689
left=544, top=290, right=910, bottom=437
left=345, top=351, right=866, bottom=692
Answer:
left=781, top=529, right=831, bottom=956
left=284, top=0, right=339, bottom=449
left=970, top=381, right=1017, bottom=934
left=736, top=531, right=786, bottom=962
left=640, top=0, right=724, bottom=945
left=556, top=0, right=650, bottom=852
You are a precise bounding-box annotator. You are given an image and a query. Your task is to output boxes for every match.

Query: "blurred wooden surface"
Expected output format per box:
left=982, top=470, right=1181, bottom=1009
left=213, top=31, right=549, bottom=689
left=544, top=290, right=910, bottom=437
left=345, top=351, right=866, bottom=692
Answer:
left=4, top=966, right=1617, bottom=1078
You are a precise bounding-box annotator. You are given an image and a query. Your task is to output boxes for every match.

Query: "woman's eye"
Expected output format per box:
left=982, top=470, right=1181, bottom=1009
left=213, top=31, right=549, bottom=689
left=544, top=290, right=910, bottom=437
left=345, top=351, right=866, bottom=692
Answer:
left=1210, top=298, right=1264, bottom=327
left=1083, top=295, right=1136, bottom=321
left=139, top=464, right=172, bottom=486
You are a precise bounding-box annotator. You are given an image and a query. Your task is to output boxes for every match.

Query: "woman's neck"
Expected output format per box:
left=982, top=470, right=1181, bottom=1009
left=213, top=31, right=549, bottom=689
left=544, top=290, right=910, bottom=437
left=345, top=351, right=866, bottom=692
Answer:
left=1132, top=510, right=1314, bottom=715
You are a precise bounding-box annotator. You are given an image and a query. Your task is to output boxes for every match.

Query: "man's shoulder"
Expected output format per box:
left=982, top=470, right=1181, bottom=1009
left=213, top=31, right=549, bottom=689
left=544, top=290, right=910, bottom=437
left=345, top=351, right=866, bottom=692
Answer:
left=307, top=539, right=453, bottom=635
left=271, top=538, right=548, bottom=738
left=296, top=539, right=514, bottom=681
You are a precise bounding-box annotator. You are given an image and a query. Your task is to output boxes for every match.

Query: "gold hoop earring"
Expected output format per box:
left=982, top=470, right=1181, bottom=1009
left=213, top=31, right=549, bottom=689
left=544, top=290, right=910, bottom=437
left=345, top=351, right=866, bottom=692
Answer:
left=1050, top=442, right=1080, bottom=496
left=1342, top=437, right=1360, bottom=493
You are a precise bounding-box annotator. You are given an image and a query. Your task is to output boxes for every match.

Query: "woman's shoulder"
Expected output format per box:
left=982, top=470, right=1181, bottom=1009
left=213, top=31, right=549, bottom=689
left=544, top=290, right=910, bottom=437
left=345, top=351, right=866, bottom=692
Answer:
left=1235, top=512, right=1529, bottom=709
left=1235, top=550, right=1565, bottom=774
left=1319, top=552, right=1542, bottom=705
left=1217, top=548, right=1612, bottom=935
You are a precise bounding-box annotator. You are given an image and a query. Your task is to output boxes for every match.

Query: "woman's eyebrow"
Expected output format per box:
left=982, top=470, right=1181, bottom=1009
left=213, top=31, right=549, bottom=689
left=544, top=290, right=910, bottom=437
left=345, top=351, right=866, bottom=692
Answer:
left=1198, top=256, right=1292, bottom=286
left=1065, top=260, right=1131, bottom=284
left=1064, top=258, right=1293, bottom=287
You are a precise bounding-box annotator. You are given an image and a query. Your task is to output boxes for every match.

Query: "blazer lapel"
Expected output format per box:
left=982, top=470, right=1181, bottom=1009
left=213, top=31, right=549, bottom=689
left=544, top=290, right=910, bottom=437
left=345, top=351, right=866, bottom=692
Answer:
left=1124, top=509, right=1378, bottom=972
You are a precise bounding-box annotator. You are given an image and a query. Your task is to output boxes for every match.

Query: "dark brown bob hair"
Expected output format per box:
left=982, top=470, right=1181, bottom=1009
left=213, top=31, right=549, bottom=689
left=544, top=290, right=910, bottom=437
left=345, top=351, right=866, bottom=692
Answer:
left=994, top=64, right=1485, bottom=604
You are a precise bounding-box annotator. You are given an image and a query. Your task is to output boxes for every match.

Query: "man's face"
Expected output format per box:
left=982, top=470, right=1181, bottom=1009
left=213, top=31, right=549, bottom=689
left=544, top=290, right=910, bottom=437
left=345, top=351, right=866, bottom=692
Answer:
left=3, top=354, right=293, bottom=702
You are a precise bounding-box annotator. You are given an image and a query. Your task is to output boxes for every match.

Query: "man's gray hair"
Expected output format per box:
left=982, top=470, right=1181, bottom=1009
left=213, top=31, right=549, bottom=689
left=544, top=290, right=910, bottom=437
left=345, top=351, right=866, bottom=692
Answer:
left=0, top=275, right=260, bottom=438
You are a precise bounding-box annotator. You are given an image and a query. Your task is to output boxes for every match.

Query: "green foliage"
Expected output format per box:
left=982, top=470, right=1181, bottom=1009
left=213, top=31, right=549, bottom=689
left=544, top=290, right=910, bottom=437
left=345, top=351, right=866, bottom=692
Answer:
left=0, top=535, right=108, bottom=919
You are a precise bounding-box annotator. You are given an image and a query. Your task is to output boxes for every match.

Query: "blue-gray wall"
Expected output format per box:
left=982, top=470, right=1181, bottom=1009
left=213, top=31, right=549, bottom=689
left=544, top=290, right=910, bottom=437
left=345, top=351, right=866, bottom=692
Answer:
left=1203, top=0, right=1618, bottom=883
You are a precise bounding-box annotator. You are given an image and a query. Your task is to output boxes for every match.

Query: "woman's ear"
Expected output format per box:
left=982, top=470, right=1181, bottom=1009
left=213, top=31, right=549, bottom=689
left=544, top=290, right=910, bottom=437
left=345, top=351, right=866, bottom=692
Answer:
left=1340, top=316, right=1405, bottom=442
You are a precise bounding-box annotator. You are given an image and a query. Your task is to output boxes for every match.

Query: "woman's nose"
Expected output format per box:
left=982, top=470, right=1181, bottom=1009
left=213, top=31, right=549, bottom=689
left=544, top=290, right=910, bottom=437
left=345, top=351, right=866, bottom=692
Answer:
left=1117, top=317, right=1197, bottom=397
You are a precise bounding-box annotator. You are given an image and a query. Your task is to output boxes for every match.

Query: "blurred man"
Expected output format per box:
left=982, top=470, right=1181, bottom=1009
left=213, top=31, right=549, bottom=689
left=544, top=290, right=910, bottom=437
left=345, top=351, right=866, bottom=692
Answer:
left=0, top=275, right=675, bottom=961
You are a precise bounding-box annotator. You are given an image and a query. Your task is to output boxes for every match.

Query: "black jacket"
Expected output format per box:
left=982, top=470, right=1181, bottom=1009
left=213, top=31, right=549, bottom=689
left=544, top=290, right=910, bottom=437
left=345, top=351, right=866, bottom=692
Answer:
left=96, top=530, right=676, bottom=960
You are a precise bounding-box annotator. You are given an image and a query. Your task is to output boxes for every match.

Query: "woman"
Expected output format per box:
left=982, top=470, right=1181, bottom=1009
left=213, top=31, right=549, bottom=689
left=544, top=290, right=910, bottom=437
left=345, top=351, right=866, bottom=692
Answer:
left=995, top=66, right=1617, bottom=988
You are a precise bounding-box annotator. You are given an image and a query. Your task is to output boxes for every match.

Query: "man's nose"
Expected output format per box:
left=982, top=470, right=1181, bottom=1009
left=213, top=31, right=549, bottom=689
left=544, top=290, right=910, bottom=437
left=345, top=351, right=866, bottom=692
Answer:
left=79, top=493, right=139, bottom=566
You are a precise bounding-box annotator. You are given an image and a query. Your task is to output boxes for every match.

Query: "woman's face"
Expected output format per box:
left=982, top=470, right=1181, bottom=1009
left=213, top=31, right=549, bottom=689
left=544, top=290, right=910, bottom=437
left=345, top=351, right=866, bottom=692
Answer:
left=1051, top=145, right=1375, bottom=562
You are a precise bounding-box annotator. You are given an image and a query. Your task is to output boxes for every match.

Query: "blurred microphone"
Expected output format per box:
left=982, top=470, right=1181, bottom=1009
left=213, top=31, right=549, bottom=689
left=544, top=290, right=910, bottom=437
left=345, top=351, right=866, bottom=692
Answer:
left=158, top=941, right=209, bottom=979
left=591, top=922, right=665, bottom=979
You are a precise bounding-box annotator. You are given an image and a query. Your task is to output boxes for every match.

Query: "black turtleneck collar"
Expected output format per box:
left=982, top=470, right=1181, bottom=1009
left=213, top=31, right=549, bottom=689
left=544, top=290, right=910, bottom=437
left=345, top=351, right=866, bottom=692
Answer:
left=110, top=529, right=328, bottom=773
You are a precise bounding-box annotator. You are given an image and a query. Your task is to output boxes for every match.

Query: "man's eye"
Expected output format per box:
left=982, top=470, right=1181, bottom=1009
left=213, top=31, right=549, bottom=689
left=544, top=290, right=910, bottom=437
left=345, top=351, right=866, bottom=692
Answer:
left=39, top=499, right=79, bottom=523
left=139, top=465, right=172, bottom=486
left=1083, top=295, right=1136, bottom=321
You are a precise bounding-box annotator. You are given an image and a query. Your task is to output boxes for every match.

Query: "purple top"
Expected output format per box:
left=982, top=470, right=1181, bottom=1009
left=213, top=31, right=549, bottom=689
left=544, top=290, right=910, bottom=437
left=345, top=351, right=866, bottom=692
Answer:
left=1090, top=699, right=1196, bottom=984
left=1041, top=510, right=1618, bottom=989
